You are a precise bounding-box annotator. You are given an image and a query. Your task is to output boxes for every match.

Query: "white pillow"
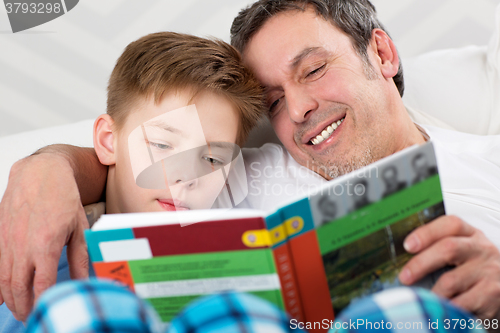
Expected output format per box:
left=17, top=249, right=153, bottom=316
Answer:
left=403, top=45, right=498, bottom=135
left=0, top=119, right=94, bottom=198
left=402, top=4, right=500, bottom=135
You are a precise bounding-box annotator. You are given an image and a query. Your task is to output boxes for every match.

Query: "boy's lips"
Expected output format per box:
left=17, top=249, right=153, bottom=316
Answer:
left=157, top=199, right=189, bottom=211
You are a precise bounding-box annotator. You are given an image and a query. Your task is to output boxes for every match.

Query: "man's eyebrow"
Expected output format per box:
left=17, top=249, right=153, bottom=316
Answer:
left=290, top=47, right=325, bottom=69
left=143, top=119, right=185, bottom=138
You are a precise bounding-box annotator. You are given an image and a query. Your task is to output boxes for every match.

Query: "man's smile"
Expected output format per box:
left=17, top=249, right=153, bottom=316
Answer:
left=307, top=116, right=345, bottom=146
left=300, top=111, right=347, bottom=149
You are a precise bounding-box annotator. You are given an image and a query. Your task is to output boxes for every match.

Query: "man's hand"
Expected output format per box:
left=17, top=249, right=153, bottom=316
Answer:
left=400, top=215, right=500, bottom=320
left=0, top=145, right=107, bottom=321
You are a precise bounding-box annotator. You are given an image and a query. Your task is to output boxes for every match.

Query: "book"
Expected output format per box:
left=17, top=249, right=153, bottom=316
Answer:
left=85, top=141, right=444, bottom=331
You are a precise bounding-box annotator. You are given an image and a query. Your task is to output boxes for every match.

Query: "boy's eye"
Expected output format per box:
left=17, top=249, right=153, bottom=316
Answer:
left=203, top=156, right=224, bottom=166
left=149, top=141, right=171, bottom=150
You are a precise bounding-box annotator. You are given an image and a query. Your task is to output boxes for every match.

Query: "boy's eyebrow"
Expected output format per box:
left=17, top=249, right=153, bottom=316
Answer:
left=207, top=141, right=236, bottom=150
left=144, top=119, right=185, bottom=137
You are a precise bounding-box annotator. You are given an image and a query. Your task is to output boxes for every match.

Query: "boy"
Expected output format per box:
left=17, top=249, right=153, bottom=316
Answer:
left=93, top=31, right=265, bottom=216
left=0, top=31, right=265, bottom=332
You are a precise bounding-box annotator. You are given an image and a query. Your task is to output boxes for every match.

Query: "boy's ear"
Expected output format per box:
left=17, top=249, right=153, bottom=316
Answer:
left=370, top=29, right=399, bottom=79
left=93, top=114, right=116, bottom=166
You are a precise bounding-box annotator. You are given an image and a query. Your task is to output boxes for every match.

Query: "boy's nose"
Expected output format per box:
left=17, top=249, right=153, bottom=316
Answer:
left=175, top=177, right=198, bottom=189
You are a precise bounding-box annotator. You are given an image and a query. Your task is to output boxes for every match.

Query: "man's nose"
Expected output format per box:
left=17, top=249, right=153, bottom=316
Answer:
left=285, top=85, right=318, bottom=123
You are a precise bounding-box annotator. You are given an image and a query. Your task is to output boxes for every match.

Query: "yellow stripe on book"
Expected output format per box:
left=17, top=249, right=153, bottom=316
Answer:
left=269, top=224, right=287, bottom=245
left=284, top=216, right=304, bottom=237
left=242, top=217, right=304, bottom=248
left=242, top=229, right=272, bottom=247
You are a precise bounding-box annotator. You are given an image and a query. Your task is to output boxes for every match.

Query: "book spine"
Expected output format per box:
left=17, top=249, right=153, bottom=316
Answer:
left=278, top=198, right=334, bottom=333
left=266, top=210, right=305, bottom=321
left=288, top=231, right=334, bottom=332
left=273, top=242, right=305, bottom=322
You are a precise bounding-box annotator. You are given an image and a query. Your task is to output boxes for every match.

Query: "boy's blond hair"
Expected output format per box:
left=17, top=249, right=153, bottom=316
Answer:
left=107, top=32, right=266, bottom=146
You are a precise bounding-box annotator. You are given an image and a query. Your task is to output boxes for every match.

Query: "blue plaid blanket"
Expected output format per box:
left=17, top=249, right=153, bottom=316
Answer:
left=24, top=279, right=487, bottom=333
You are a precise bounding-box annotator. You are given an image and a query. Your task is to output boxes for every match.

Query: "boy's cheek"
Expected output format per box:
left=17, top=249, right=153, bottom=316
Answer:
left=127, top=126, right=154, bottom=181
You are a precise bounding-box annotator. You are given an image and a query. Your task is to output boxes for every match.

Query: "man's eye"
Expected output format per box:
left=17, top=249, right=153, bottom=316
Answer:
left=149, top=141, right=171, bottom=150
left=307, top=64, right=326, bottom=78
left=270, top=98, right=281, bottom=112
left=203, top=156, right=224, bottom=166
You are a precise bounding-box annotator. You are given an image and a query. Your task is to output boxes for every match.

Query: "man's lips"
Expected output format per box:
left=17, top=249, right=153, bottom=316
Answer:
left=302, top=114, right=346, bottom=145
left=157, top=199, right=189, bottom=211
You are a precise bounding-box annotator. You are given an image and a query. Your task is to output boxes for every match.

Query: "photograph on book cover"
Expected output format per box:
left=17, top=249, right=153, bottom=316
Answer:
left=313, top=142, right=444, bottom=314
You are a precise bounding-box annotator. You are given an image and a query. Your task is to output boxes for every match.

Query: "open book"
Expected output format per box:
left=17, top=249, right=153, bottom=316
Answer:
left=85, top=141, right=444, bottom=330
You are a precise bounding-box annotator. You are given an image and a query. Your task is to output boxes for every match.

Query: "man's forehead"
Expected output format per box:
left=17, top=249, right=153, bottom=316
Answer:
left=243, top=8, right=347, bottom=51
left=242, top=9, right=349, bottom=78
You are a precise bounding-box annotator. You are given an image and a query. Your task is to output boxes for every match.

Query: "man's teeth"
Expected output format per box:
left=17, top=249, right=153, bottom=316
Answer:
left=311, top=117, right=345, bottom=145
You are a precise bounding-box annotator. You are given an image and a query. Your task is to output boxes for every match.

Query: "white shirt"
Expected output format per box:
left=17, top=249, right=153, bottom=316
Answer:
left=240, top=125, right=500, bottom=247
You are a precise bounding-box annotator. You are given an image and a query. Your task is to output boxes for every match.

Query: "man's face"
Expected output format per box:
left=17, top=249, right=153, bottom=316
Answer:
left=243, top=9, right=407, bottom=179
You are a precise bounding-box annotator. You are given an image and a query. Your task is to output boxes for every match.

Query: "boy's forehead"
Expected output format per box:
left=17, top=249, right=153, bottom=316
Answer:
left=124, top=90, right=239, bottom=146
left=144, top=104, right=207, bottom=143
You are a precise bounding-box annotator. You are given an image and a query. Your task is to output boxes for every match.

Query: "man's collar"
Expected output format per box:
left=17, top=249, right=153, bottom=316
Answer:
left=414, top=123, right=430, bottom=142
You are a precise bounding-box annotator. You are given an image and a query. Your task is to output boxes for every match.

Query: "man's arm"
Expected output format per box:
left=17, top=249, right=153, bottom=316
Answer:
left=0, top=144, right=107, bottom=321
left=400, top=215, right=500, bottom=320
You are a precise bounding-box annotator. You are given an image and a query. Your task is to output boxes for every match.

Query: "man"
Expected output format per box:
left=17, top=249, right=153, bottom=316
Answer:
left=230, top=0, right=500, bottom=322
left=1, top=0, right=500, bottom=324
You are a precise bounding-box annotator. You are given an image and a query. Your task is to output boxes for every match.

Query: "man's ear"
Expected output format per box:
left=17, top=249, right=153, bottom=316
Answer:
left=93, top=114, right=116, bottom=166
left=370, top=29, right=399, bottom=79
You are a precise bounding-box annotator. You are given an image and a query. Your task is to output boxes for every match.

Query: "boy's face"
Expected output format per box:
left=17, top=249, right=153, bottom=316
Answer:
left=106, top=90, right=239, bottom=214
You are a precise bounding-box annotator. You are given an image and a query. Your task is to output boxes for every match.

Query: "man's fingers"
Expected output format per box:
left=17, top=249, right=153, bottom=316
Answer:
left=432, top=261, right=479, bottom=299
left=10, top=259, right=35, bottom=321
left=32, top=255, right=59, bottom=306
left=0, top=251, right=3, bottom=306
left=400, top=236, right=477, bottom=285
left=66, top=237, right=90, bottom=281
left=0, top=254, right=15, bottom=316
left=404, top=215, right=475, bottom=253
left=451, top=279, right=500, bottom=321
left=67, top=209, right=90, bottom=281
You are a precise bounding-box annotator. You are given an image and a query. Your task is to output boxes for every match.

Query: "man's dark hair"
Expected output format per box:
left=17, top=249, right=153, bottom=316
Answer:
left=230, top=0, right=404, bottom=97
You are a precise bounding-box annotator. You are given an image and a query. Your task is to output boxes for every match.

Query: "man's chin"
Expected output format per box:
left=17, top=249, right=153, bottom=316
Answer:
left=307, top=151, right=375, bottom=180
